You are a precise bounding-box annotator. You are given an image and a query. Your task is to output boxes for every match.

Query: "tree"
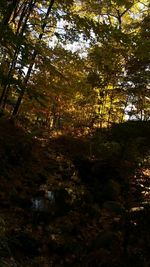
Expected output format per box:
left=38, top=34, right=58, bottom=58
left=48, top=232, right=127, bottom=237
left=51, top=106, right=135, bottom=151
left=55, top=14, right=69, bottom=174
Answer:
left=0, top=0, right=149, bottom=130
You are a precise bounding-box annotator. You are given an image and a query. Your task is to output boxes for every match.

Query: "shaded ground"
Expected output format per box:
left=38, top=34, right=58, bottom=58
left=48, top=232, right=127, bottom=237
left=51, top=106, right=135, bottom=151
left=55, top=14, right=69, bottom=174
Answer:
left=0, top=118, right=150, bottom=266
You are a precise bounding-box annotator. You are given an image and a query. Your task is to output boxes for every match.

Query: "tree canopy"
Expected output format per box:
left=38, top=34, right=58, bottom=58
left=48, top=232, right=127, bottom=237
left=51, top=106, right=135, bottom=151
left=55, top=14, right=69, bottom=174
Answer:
left=0, top=0, right=149, bottom=134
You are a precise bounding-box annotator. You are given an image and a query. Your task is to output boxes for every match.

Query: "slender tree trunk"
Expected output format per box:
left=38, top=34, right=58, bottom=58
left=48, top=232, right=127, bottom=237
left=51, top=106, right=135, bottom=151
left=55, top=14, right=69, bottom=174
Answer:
left=0, top=0, right=37, bottom=108
left=120, top=94, right=129, bottom=123
left=12, top=50, right=36, bottom=116
left=100, top=90, right=107, bottom=128
left=15, top=1, right=30, bottom=35
left=12, top=0, right=55, bottom=117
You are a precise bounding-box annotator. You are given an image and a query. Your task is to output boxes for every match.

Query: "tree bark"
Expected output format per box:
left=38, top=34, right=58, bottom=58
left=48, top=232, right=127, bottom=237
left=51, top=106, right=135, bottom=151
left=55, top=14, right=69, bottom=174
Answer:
left=12, top=0, right=55, bottom=117
left=0, top=0, right=37, bottom=108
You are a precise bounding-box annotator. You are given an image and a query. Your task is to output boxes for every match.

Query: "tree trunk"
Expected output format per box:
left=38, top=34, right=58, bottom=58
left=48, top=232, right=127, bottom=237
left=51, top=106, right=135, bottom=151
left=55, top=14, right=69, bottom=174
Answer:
left=0, top=0, right=37, bottom=108
left=12, top=0, right=55, bottom=117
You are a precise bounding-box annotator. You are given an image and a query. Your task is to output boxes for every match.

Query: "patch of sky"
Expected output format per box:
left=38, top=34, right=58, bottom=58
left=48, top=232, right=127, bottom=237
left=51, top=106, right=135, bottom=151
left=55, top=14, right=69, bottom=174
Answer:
left=48, top=18, right=91, bottom=58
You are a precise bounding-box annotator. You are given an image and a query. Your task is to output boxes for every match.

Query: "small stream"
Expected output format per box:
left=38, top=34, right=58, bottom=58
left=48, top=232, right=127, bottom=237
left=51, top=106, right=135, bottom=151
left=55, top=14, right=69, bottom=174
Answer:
left=32, top=189, right=55, bottom=212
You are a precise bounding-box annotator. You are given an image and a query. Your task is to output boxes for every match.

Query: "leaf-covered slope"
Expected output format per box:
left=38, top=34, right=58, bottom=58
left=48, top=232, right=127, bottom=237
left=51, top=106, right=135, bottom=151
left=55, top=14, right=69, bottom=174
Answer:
left=0, top=119, right=150, bottom=267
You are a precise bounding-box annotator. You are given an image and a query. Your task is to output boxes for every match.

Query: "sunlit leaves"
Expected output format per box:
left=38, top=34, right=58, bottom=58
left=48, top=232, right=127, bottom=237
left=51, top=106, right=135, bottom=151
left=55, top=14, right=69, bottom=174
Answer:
left=0, top=0, right=149, bottom=126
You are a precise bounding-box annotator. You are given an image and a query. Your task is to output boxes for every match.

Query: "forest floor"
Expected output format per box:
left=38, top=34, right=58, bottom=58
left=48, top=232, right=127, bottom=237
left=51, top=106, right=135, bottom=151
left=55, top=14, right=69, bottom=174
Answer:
left=0, top=118, right=150, bottom=267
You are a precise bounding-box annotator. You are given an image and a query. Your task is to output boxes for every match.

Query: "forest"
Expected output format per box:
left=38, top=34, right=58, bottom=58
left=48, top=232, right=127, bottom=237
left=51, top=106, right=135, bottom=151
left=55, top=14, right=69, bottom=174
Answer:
left=0, top=0, right=150, bottom=266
